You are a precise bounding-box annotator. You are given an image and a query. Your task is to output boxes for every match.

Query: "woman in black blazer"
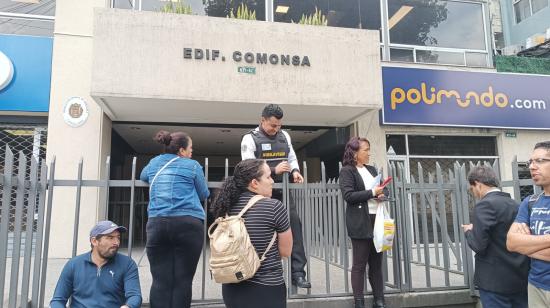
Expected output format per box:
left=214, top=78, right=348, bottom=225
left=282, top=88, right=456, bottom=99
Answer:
left=339, top=137, right=386, bottom=308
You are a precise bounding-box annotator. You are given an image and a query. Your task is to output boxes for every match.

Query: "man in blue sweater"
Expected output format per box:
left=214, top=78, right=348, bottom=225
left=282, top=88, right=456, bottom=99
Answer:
left=50, top=221, right=142, bottom=308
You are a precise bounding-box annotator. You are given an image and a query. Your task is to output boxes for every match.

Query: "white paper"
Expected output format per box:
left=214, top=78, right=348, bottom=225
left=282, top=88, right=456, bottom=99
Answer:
left=365, top=173, right=382, bottom=190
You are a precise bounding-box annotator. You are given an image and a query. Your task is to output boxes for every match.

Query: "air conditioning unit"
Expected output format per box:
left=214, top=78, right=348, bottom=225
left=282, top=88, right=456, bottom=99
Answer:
left=502, top=44, right=522, bottom=56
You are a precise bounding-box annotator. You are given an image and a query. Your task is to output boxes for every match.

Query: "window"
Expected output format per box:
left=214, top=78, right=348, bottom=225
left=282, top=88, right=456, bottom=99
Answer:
left=388, top=0, right=486, bottom=50
left=532, top=0, right=549, bottom=13
left=273, top=0, right=381, bottom=31
left=514, top=0, right=532, bottom=23
left=0, top=0, right=55, bottom=36
left=514, top=0, right=548, bottom=23
left=113, top=0, right=266, bottom=20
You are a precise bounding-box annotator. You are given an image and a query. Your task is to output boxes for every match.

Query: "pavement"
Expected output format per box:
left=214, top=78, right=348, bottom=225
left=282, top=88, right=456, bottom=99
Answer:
left=3, top=244, right=475, bottom=307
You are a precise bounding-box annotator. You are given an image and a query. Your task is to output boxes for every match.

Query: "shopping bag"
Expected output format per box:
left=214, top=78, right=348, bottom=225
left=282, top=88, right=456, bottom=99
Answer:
left=373, top=203, right=395, bottom=253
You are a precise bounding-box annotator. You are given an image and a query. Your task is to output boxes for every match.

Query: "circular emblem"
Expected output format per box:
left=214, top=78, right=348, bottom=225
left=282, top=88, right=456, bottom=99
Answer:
left=63, top=97, right=89, bottom=127
left=0, top=51, right=14, bottom=91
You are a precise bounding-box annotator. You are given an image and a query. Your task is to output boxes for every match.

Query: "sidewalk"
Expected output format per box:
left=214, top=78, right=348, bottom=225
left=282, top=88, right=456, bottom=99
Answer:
left=4, top=244, right=471, bottom=307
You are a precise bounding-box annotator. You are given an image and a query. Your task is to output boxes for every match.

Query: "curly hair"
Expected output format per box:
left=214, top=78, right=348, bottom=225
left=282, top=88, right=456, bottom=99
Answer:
left=342, top=137, right=370, bottom=166
left=154, top=130, right=190, bottom=154
left=211, top=159, right=266, bottom=218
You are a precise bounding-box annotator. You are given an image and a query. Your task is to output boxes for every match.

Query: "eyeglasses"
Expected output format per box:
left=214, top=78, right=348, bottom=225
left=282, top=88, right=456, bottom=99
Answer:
left=528, top=158, right=550, bottom=166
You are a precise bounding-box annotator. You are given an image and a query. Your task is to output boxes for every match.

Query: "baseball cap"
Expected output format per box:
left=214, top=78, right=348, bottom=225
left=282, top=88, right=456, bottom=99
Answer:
left=89, top=220, right=127, bottom=238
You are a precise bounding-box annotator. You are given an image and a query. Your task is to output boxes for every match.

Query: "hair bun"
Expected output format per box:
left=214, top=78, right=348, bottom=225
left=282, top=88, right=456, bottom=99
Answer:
left=154, top=130, right=172, bottom=146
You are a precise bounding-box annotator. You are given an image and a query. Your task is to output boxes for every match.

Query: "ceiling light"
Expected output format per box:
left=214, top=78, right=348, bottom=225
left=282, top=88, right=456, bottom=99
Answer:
left=5, top=129, right=34, bottom=136
left=220, top=129, right=231, bottom=133
left=388, top=5, right=413, bottom=30
left=275, top=5, right=289, bottom=14
left=130, top=126, right=141, bottom=130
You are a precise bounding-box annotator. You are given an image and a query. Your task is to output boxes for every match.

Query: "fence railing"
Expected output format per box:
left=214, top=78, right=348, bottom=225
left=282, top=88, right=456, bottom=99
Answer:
left=0, top=145, right=539, bottom=307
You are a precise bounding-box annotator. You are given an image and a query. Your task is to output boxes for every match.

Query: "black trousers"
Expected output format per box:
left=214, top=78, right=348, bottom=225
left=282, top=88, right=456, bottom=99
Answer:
left=351, top=226, right=384, bottom=299
left=272, top=189, right=307, bottom=278
left=222, top=281, right=286, bottom=308
left=146, top=216, right=204, bottom=308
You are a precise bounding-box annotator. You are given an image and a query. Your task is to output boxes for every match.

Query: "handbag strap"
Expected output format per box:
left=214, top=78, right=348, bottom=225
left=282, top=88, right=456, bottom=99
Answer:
left=149, top=156, right=179, bottom=191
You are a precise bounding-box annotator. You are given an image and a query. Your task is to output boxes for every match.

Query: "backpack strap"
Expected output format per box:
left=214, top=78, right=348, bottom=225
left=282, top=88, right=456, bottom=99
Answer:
left=259, top=233, right=278, bottom=262
left=237, top=195, right=265, bottom=218
left=528, top=192, right=544, bottom=216
left=238, top=194, right=278, bottom=261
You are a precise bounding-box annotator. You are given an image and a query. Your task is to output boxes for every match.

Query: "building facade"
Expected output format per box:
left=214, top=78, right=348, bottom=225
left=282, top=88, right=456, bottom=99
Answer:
left=1, top=0, right=548, bottom=257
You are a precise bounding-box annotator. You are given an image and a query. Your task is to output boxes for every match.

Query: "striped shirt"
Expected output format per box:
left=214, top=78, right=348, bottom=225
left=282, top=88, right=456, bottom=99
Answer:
left=227, top=191, right=290, bottom=286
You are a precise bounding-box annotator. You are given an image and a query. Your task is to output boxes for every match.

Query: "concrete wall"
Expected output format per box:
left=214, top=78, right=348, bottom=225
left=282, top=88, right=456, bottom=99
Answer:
left=46, top=0, right=112, bottom=258
left=500, top=0, right=550, bottom=46
left=90, top=8, right=381, bottom=126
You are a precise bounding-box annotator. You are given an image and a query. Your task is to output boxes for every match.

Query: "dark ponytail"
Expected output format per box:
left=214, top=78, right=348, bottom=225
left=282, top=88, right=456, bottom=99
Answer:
left=153, top=130, right=190, bottom=154
left=211, top=159, right=266, bottom=218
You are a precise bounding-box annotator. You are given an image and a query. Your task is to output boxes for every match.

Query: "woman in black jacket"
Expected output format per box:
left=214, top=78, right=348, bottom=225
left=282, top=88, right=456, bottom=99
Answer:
left=339, top=137, right=386, bottom=308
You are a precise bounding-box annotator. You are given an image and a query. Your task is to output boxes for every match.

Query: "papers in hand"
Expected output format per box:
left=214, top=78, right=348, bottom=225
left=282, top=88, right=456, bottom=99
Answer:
left=365, top=174, right=382, bottom=190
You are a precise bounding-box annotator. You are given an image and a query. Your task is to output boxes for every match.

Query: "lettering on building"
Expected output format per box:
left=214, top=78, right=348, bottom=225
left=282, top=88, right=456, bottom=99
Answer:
left=183, top=48, right=311, bottom=68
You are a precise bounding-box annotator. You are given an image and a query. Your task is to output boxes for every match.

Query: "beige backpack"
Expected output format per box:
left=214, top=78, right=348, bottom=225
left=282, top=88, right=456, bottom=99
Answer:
left=208, top=195, right=277, bottom=283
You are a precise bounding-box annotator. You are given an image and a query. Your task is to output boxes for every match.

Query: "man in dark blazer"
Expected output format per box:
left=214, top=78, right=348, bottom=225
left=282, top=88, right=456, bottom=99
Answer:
left=462, top=165, right=529, bottom=308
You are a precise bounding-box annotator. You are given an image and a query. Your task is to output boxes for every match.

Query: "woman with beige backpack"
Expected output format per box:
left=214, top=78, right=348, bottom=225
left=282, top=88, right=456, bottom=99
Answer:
left=211, top=159, right=293, bottom=308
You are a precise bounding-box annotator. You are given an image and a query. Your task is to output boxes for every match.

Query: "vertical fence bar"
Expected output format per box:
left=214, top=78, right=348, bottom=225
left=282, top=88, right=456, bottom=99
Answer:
left=410, top=179, right=421, bottom=263
left=336, top=162, right=349, bottom=293
left=417, top=163, right=431, bottom=288
left=428, top=173, right=441, bottom=267
left=21, top=156, right=39, bottom=307
left=103, top=157, right=111, bottom=220
left=397, top=161, right=412, bottom=291
left=128, top=157, right=137, bottom=257
left=460, top=163, right=476, bottom=294
left=38, top=157, right=56, bottom=308
left=8, top=152, right=27, bottom=308
left=449, top=169, right=462, bottom=272
left=283, top=174, right=293, bottom=297
left=320, top=162, right=331, bottom=293
left=225, top=158, right=228, bottom=179
left=388, top=163, right=400, bottom=289
left=455, top=163, right=469, bottom=287
left=302, top=162, right=312, bottom=295
left=0, top=146, right=14, bottom=306
left=31, top=161, right=48, bottom=308
left=201, top=157, right=209, bottom=300
left=72, top=158, right=83, bottom=258
left=435, top=163, right=451, bottom=286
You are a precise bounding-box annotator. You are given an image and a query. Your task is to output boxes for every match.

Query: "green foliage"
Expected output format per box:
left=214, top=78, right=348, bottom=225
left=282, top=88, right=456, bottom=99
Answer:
left=495, top=55, right=550, bottom=75
left=228, top=3, right=256, bottom=20
left=296, top=7, right=327, bottom=26
left=160, top=0, right=193, bottom=14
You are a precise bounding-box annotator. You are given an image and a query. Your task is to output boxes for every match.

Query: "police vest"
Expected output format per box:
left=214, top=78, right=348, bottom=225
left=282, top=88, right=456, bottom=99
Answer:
left=249, top=129, right=290, bottom=182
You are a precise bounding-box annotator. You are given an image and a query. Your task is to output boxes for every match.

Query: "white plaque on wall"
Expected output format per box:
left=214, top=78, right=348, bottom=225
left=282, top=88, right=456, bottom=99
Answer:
left=63, top=97, right=89, bottom=127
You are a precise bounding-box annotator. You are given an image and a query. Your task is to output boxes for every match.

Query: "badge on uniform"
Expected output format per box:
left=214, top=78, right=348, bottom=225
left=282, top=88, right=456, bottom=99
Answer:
left=261, top=143, right=272, bottom=151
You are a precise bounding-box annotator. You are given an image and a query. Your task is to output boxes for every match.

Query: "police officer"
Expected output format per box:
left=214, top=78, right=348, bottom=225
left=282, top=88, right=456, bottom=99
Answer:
left=241, top=104, right=311, bottom=289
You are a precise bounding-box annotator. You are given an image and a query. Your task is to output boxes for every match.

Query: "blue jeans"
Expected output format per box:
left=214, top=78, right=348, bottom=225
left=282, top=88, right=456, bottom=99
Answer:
left=146, top=216, right=204, bottom=308
left=479, top=288, right=527, bottom=308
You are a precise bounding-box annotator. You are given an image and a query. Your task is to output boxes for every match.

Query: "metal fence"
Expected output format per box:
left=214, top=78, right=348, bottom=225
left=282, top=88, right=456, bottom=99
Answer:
left=0, top=146, right=540, bottom=307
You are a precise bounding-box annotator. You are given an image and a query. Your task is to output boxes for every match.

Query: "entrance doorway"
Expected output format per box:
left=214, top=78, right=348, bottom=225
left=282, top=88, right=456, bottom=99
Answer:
left=108, top=122, right=351, bottom=246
